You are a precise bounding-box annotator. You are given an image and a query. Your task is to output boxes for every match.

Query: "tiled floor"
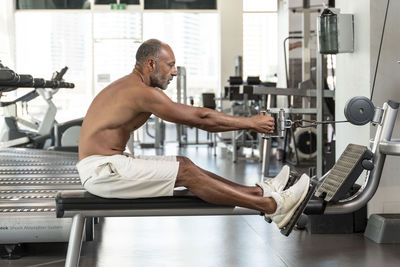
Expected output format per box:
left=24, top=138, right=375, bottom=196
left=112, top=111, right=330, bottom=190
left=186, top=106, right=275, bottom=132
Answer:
left=1, top=145, right=400, bottom=267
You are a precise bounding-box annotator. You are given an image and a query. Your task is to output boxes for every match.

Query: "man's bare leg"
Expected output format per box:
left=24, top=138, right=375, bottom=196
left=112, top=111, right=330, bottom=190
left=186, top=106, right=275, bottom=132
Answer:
left=175, top=157, right=276, bottom=214
left=177, top=156, right=262, bottom=197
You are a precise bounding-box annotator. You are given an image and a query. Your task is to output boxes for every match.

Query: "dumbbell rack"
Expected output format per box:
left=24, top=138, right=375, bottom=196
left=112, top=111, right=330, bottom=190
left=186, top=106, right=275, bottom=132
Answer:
left=0, top=148, right=87, bottom=244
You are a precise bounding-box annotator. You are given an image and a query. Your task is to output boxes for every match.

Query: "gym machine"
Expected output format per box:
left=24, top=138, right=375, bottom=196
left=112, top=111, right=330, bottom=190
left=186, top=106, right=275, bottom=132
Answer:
left=0, top=63, right=82, bottom=151
left=55, top=96, right=400, bottom=267
left=253, top=83, right=335, bottom=177
left=176, top=66, right=215, bottom=147
left=224, top=76, right=269, bottom=163
left=0, top=148, right=95, bottom=259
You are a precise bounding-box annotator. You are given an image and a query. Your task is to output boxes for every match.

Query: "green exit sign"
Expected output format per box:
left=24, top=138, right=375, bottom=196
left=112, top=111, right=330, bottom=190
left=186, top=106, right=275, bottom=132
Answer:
left=110, top=3, right=127, bottom=10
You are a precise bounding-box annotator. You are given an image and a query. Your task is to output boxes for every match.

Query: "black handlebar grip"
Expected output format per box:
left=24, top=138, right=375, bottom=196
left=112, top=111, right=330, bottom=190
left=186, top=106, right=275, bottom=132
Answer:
left=0, top=69, right=18, bottom=82
left=44, top=80, right=57, bottom=88
left=54, top=66, right=68, bottom=81
left=0, top=74, right=33, bottom=87
left=59, top=82, right=75, bottom=88
left=33, top=78, right=45, bottom=87
left=17, top=74, right=34, bottom=86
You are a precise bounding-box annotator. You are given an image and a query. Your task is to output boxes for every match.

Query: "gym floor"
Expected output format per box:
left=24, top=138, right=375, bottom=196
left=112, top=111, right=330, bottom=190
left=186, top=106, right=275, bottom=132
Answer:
left=2, top=145, right=400, bottom=267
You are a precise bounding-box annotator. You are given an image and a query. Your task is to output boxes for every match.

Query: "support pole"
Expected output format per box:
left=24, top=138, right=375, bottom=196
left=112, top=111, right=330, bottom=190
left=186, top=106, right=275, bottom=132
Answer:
left=316, top=53, right=324, bottom=178
left=65, top=214, right=85, bottom=267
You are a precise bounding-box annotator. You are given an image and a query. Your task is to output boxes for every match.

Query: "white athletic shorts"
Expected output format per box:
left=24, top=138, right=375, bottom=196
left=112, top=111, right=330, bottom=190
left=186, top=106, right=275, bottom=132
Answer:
left=76, top=153, right=179, bottom=198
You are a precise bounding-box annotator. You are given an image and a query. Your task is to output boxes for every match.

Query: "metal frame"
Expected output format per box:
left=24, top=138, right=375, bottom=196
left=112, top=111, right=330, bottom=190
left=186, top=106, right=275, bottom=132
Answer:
left=324, top=101, right=398, bottom=214
left=61, top=204, right=259, bottom=267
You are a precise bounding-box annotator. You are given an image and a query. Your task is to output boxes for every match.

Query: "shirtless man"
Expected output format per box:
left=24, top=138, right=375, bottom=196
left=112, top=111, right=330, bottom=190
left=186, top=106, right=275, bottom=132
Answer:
left=77, top=39, right=310, bottom=229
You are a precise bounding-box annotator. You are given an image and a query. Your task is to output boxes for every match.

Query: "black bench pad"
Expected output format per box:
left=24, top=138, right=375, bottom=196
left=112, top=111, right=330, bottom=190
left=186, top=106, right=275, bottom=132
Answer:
left=55, top=190, right=232, bottom=218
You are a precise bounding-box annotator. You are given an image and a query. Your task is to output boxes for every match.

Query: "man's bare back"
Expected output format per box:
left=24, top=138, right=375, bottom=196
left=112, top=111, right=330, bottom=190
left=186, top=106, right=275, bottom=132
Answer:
left=79, top=74, right=156, bottom=160
left=79, top=74, right=156, bottom=159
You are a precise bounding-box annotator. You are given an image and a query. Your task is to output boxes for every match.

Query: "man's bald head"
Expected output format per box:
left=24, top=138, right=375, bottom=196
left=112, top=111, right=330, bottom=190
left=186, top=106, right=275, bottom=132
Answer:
left=135, top=39, right=164, bottom=69
left=134, top=39, right=177, bottom=89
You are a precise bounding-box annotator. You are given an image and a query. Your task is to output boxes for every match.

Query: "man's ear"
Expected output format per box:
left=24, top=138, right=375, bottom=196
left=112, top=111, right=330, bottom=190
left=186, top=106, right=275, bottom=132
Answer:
left=147, top=58, right=156, bottom=72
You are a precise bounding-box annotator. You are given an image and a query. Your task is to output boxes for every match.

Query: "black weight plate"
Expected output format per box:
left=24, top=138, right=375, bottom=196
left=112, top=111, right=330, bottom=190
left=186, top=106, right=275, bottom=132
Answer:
left=344, top=96, right=375, bottom=125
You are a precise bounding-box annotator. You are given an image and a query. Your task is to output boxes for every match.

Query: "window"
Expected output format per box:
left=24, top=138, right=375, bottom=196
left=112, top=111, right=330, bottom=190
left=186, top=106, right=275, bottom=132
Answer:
left=243, top=1, right=278, bottom=82
left=14, top=9, right=220, bottom=123
left=93, top=12, right=142, bottom=94
left=143, top=12, right=219, bottom=104
left=15, top=11, right=92, bottom=122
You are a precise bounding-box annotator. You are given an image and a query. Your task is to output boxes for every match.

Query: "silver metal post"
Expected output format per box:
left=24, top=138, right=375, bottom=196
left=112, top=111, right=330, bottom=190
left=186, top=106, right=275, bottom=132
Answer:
left=232, top=130, right=237, bottom=163
left=262, top=137, right=272, bottom=179
left=235, top=56, right=243, bottom=77
left=154, top=117, right=161, bottom=149
left=302, top=2, right=311, bottom=121
left=316, top=53, right=324, bottom=178
left=259, top=133, right=264, bottom=163
left=213, top=133, right=217, bottom=156
left=176, top=67, right=187, bottom=146
left=65, top=214, right=85, bottom=267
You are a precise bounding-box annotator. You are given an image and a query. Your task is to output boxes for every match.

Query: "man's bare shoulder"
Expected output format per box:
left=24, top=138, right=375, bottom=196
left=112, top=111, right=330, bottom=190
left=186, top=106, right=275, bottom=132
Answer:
left=106, top=74, right=162, bottom=98
left=95, top=75, right=146, bottom=105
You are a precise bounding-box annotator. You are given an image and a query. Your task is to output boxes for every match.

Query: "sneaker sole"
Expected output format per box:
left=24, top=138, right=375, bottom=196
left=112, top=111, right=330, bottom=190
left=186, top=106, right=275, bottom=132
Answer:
left=276, top=178, right=310, bottom=229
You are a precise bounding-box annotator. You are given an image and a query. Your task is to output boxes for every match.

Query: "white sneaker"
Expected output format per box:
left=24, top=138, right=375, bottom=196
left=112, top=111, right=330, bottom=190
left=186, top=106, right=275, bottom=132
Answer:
left=268, top=174, right=310, bottom=229
left=256, top=165, right=290, bottom=197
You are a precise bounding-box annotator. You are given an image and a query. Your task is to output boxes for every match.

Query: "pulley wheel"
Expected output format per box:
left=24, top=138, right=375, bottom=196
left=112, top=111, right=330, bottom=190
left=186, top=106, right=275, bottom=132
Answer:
left=294, top=128, right=317, bottom=159
left=344, top=96, right=375, bottom=125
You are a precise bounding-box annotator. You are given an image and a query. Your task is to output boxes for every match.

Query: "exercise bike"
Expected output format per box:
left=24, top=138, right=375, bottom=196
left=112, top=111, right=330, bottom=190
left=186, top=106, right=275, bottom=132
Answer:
left=0, top=63, right=82, bottom=151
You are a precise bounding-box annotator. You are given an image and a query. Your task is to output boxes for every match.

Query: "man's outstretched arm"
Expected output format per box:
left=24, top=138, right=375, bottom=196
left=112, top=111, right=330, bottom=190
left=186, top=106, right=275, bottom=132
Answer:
left=140, top=88, right=274, bottom=134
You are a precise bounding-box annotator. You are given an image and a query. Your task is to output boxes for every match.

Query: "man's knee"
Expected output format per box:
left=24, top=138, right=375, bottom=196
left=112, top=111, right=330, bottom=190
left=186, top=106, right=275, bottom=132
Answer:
left=176, top=156, right=193, bottom=165
left=176, top=157, right=198, bottom=186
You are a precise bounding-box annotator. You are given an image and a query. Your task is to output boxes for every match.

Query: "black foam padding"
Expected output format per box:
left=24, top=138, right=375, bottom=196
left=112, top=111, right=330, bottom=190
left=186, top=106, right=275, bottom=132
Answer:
left=202, top=93, right=216, bottom=109
left=33, top=78, right=45, bottom=87
left=226, top=86, right=242, bottom=100
left=228, top=76, right=243, bottom=85
left=280, top=179, right=318, bottom=236
left=0, top=69, right=17, bottom=82
left=242, top=85, right=261, bottom=101
left=0, top=74, right=32, bottom=86
left=315, top=144, right=373, bottom=202
left=246, top=76, right=261, bottom=85
left=55, top=190, right=233, bottom=218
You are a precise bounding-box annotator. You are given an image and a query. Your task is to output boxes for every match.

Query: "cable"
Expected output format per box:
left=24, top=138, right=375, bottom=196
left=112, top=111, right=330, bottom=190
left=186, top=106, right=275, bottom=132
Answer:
left=370, top=0, right=391, bottom=101
left=294, top=119, right=348, bottom=128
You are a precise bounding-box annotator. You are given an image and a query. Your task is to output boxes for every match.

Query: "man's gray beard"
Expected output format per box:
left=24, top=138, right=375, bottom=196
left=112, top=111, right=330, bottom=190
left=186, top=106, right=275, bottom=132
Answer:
left=149, top=75, right=167, bottom=90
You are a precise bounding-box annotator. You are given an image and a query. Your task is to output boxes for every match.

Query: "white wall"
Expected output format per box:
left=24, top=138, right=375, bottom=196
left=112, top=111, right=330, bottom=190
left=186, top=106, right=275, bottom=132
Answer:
left=0, top=0, right=16, bottom=68
left=335, top=1, right=371, bottom=156
left=336, top=0, right=400, bottom=215
left=219, top=0, right=243, bottom=91
left=367, top=0, right=400, bottom=215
